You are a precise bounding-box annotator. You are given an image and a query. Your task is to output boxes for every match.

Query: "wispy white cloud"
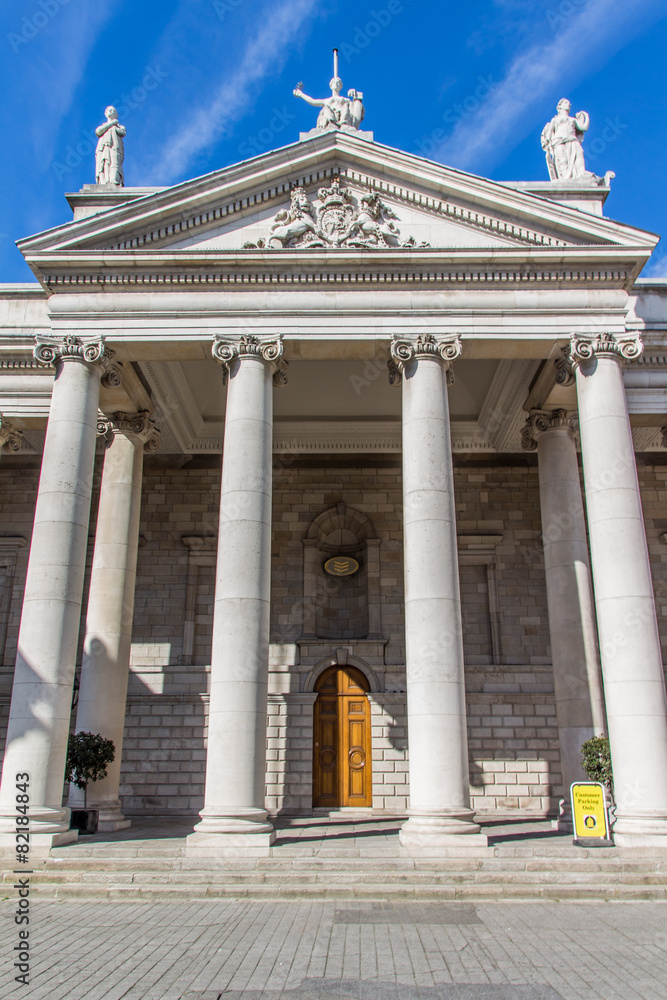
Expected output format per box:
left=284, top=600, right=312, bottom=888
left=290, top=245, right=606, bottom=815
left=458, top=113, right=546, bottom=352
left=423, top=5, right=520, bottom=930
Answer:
left=12, top=1, right=123, bottom=166
left=641, top=246, right=667, bottom=279
left=431, top=0, right=665, bottom=173
left=143, top=0, right=318, bottom=184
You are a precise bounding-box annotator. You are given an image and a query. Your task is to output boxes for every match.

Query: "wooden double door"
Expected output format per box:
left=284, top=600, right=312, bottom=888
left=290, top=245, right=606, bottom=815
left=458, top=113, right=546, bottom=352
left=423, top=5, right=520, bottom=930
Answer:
left=313, top=666, right=372, bottom=808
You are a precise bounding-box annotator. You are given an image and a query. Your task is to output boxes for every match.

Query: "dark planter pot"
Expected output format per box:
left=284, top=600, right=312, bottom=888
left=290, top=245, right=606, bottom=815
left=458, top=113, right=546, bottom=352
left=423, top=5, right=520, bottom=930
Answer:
left=70, top=809, right=99, bottom=834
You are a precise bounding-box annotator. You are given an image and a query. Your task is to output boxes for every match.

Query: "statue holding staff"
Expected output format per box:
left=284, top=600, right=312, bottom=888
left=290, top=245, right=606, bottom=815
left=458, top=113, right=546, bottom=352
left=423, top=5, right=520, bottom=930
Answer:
left=95, top=105, right=127, bottom=186
left=293, top=49, right=365, bottom=132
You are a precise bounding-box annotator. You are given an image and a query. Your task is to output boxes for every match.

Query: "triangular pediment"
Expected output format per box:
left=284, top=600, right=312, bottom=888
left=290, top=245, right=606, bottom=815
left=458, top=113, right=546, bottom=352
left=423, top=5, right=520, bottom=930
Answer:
left=19, top=131, right=657, bottom=268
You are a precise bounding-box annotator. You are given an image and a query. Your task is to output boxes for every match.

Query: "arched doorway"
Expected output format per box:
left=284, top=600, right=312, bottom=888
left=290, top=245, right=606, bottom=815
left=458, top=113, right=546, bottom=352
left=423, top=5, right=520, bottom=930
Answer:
left=313, top=666, right=372, bottom=808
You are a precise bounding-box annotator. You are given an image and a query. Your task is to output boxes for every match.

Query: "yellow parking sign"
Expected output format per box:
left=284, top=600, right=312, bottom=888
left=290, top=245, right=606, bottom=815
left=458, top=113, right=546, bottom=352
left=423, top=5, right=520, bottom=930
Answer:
left=570, top=782, right=611, bottom=842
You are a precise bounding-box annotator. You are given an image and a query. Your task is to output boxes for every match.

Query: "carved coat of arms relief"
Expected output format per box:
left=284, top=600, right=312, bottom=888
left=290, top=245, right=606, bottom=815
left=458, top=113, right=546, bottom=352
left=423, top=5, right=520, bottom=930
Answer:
left=243, top=176, right=428, bottom=250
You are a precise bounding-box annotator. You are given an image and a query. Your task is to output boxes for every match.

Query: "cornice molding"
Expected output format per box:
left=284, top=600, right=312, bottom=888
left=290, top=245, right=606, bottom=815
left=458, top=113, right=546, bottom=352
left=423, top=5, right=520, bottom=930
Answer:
left=37, top=263, right=631, bottom=291
left=0, top=359, right=51, bottom=371
left=184, top=419, right=493, bottom=455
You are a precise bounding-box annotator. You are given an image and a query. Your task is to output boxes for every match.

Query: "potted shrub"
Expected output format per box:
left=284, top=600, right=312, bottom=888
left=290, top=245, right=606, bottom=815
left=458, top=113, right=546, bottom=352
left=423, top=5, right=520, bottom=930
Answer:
left=581, top=733, right=614, bottom=816
left=66, top=731, right=115, bottom=834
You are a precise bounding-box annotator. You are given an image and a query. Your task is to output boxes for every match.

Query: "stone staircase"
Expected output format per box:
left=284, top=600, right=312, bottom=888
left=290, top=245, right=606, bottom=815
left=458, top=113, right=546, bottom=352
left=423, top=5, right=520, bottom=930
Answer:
left=7, top=845, right=667, bottom=902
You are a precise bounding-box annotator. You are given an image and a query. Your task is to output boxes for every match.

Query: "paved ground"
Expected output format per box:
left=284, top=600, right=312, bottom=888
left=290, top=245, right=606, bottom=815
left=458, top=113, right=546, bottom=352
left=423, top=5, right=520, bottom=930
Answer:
left=46, top=816, right=575, bottom=858
left=1, top=897, right=666, bottom=1000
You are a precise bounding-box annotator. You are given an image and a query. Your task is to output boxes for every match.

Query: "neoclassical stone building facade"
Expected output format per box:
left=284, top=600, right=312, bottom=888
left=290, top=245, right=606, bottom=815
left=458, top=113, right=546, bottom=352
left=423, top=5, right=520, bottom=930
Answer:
left=0, top=126, right=667, bottom=851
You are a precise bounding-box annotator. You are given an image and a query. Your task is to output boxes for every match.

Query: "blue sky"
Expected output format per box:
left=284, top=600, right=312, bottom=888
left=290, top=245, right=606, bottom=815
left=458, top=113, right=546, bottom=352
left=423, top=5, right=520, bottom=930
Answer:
left=1, top=0, right=666, bottom=282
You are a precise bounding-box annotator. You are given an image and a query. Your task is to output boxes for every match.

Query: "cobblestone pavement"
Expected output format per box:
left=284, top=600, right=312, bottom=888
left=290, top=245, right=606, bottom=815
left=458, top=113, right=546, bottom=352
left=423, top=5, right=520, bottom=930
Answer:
left=1, top=898, right=666, bottom=1000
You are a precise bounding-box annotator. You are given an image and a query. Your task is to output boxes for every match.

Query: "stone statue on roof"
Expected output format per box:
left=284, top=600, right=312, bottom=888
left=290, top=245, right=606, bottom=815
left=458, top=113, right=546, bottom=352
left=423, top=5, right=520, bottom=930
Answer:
left=293, top=49, right=365, bottom=133
left=541, top=98, right=590, bottom=181
left=95, top=106, right=126, bottom=186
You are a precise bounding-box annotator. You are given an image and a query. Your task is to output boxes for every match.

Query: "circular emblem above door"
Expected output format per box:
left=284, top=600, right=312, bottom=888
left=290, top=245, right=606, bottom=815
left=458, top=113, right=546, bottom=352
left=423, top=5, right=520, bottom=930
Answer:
left=324, top=556, right=360, bottom=577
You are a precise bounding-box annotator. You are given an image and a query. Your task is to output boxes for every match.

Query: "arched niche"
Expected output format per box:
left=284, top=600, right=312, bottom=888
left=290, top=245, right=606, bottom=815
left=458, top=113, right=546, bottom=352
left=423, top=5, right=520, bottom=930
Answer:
left=301, top=502, right=382, bottom=641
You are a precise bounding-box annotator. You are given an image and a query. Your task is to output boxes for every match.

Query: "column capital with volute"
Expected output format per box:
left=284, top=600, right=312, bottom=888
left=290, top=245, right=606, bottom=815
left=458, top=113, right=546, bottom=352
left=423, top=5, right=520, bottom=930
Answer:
left=0, top=415, right=23, bottom=453
left=521, top=408, right=579, bottom=452
left=568, top=331, right=644, bottom=369
left=212, top=333, right=288, bottom=385
left=34, top=334, right=122, bottom=387
left=389, top=334, right=462, bottom=385
left=97, top=411, right=161, bottom=452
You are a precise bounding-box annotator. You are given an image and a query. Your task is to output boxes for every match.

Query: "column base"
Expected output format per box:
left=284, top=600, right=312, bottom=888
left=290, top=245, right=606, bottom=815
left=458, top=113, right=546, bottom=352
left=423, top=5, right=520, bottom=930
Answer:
left=555, top=800, right=574, bottom=834
left=399, top=812, right=488, bottom=850
left=187, top=809, right=275, bottom=855
left=98, top=816, right=132, bottom=833
left=186, top=831, right=276, bottom=857
left=0, top=828, right=78, bottom=854
left=97, top=804, right=131, bottom=832
left=612, top=812, right=667, bottom=848
left=0, top=806, right=78, bottom=847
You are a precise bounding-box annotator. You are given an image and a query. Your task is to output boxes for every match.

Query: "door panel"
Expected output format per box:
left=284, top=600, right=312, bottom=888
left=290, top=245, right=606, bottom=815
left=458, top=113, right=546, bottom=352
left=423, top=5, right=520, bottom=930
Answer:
left=313, top=666, right=372, bottom=808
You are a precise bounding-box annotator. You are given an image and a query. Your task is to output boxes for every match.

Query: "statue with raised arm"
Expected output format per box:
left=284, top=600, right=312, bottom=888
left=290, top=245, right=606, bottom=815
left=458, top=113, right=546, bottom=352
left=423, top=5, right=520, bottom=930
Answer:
left=293, top=49, right=365, bottom=132
left=541, top=98, right=590, bottom=181
left=95, top=105, right=127, bottom=186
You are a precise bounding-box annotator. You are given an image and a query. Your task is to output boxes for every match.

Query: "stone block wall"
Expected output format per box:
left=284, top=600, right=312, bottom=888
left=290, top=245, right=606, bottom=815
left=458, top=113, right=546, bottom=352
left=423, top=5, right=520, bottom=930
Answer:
left=1, top=452, right=666, bottom=817
left=467, top=665, right=561, bottom=814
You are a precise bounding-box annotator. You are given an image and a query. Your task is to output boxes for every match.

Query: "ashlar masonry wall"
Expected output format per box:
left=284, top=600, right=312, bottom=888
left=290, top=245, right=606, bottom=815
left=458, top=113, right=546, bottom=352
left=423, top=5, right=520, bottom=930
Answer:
left=2, top=452, right=665, bottom=818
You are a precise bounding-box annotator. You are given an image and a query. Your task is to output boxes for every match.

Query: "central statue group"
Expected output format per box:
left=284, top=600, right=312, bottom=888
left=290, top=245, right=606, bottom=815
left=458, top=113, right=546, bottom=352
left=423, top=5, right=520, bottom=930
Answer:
left=293, top=47, right=365, bottom=133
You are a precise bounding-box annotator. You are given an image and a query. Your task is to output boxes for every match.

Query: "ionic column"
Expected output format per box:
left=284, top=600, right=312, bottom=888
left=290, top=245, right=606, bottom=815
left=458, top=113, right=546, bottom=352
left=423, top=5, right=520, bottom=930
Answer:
left=0, top=415, right=23, bottom=458
left=391, top=335, right=487, bottom=848
left=570, top=332, right=667, bottom=846
left=69, top=412, right=159, bottom=831
left=0, top=335, right=120, bottom=849
left=522, top=409, right=606, bottom=827
left=187, top=335, right=286, bottom=853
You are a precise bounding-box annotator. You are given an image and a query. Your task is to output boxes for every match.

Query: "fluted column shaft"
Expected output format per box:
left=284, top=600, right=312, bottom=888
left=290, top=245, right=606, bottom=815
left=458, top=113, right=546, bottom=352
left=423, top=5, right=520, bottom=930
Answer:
left=524, top=410, right=606, bottom=825
left=70, top=413, right=159, bottom=830
left=0, top=335, right=119, bottom=848
left=572, top=332, right=667, bottom=846
left=392, top=335, right=486, bottom=848
left=188, top=335, right=285, bottom=852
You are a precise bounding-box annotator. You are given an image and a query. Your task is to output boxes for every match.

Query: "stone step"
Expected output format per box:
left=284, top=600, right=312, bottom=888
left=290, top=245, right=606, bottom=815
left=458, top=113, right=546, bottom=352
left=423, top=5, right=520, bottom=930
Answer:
left=27, top=880, right=667, bottom=902
left=18, top=855, right=667, bottom=875
left=23, top=872, right=667, bottom=889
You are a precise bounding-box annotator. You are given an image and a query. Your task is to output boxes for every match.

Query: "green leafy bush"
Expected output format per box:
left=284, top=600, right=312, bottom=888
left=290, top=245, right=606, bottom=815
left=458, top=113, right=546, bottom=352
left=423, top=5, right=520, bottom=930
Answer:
left=580, top=734, right=613, bottom=792
left=65, top=731, right=115, bottom=808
